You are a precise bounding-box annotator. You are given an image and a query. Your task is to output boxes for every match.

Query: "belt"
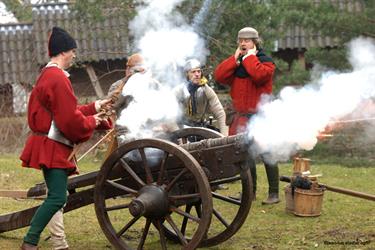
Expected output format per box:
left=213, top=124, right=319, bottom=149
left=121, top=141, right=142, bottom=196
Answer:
left=32, top=131, right=48, bottom=136
left=237, top=112, right=256, bottom=118
left=31, top=122, right=74, bottom=148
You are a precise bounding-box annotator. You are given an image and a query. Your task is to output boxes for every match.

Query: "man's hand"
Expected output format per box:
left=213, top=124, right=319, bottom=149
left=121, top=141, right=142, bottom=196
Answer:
left=93, top=111, right=105, bottom=126
left=234, top=47, right=242, bottom=63
left=95, top=99, right=112, bottom=112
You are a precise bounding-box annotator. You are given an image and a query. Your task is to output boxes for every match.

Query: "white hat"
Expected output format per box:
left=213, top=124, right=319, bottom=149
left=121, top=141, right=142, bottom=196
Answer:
left=238, top=27, right=259, bottom=40
left=184, top=59, right=201, bottom=72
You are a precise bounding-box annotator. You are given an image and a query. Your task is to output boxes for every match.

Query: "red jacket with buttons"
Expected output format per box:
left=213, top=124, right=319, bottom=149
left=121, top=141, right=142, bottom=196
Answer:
left=214, top=50, right=275, bottom=135
left=20, top=66, right=112, bottom=173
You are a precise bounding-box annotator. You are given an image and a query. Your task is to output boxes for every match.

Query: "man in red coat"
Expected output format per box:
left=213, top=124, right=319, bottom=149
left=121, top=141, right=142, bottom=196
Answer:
left=20, top=27, right=112, bottom=250
left=214, top=27, right=280, bottom=205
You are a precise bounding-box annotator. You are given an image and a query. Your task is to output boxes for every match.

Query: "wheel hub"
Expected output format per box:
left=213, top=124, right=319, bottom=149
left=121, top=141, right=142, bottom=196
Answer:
left=129, top=185, right=169, bottom=218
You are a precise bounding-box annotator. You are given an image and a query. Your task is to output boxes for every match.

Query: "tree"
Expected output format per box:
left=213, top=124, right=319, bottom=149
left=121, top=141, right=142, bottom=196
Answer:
left=2, top=0, right=32, bottom=22
left=272, top=0, right=375, bottom=69
left=4, top=0, right=373, bottom=90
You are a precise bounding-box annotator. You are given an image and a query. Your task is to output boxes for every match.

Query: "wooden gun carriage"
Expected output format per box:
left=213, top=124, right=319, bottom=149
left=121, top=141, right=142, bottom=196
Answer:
left=0, top=128, right=255, bottom=250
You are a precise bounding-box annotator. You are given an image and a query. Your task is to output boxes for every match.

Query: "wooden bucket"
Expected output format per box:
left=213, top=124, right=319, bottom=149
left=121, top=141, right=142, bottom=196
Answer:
left=284, top=185, right=294, bottom=213
left=293, top=157, right=311, bottom=175
left=293, top=188, right=324, bottom=217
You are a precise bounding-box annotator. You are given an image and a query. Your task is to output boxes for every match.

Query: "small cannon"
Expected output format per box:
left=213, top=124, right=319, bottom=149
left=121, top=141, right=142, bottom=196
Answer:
left=0, top=128, right=255, bottom=250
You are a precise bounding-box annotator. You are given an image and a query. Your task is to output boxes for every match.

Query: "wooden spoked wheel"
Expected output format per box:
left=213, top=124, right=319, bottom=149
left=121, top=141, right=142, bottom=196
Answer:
left=167, top=127, right=254, bottom=247
left=94, top=138, right=213, bottom=250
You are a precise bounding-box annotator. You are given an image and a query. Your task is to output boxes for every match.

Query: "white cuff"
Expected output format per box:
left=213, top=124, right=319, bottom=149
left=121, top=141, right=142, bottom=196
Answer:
left=95, top=100, right=101, bottom=112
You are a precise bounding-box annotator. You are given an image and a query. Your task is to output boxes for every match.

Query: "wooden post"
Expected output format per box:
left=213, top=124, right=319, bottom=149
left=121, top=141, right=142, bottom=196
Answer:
left=85, top=64, right=104, bottom=98
left=298, top=50, right=306, bottom=69
left=293, top=157, right=311, bottom=175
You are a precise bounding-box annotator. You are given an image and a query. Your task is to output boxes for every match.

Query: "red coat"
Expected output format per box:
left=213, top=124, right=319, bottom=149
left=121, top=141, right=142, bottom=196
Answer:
left=214, top=51, right=275, bottom=135
left=20, top=66, right=111, bottom=172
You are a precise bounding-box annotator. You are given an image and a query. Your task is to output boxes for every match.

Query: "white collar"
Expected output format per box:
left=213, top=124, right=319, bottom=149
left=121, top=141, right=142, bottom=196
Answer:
left=46, top=62, right=70, bottom=77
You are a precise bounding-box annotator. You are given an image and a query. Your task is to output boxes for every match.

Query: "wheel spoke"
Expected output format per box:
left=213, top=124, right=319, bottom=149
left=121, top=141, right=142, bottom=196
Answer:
left=116, top=216, right=140, bottom=237
left=169, top=193, right=200, bottom=201
left=165, top=168, right=188, bottom=192
left=154, top=219, right=167, bottom=250
left=157, top=151, right=169, bottom=185
left=181, top=204, right=193, bottom=235
left=139, top=147, right=153, bottom=184
left=105, top=180, right=138, bottom=195
left=213, top=208, right=229, bottom=228
left=194, top=204, right=202, bottom=218
left=106, top=203, right=130, bottom=212
left=119, top=158, right=146, bottom=187
left=209, top=175, right=241, bottom=186
left=170, top=206, right=200, bottom=223
left=166, top=215, right=188, bottom=246
left=212, top=192, right=242, bottom=206
left=137, top=218, right=151, bottom=250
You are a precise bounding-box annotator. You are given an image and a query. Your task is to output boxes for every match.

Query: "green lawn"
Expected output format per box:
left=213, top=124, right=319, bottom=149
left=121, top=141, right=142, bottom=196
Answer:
left=0, top=154, right=374, bottom=249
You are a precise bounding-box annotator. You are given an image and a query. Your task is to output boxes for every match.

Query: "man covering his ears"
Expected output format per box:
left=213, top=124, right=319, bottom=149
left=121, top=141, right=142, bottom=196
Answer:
left=214, top=27, right=280, bottom=205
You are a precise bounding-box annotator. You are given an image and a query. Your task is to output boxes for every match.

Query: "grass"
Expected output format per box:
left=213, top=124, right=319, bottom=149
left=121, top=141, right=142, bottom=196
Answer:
left=0, top=154, right=374, bottom=250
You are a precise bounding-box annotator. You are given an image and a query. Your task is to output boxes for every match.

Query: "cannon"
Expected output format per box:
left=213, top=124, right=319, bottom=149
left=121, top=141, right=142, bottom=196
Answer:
left=0, top=128, right=254, bottom=250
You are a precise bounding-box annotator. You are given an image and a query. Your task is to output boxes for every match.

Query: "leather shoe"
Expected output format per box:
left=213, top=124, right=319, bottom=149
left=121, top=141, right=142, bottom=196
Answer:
left=20, top=242, right=38, bottom=250
left=261, top=193, right=280, bottom=205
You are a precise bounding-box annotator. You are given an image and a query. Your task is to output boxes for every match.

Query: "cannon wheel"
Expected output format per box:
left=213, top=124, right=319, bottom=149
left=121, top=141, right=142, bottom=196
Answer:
left=167, top=127, right=253, bottom=247
left=94, top=138, right=213, bottom=250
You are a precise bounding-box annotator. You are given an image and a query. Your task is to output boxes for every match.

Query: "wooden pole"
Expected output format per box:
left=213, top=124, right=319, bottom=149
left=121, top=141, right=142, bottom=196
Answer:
left=85, top=64, right=104, bottom=98
left=77, top=129, right=115, bottom=162
left=280, top=176, right=375, bottom=202
left=321, top=184, right=375, bottom=202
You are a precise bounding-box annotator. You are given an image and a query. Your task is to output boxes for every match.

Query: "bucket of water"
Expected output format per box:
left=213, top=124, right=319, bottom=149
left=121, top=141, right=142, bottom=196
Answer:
left=293, top=187, right=324, bottom=217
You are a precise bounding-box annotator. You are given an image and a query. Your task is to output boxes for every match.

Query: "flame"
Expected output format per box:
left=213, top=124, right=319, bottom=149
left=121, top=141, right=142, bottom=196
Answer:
left=316, top=133, right=334, bottom=140
left=316, top=116, right=375, bottom=140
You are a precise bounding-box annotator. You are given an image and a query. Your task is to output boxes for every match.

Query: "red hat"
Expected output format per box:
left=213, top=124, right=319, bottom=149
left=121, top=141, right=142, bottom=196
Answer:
left=48, top=27, right=77, bottom=57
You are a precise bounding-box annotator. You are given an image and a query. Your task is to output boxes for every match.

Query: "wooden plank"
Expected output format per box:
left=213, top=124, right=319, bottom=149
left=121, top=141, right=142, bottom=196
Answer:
left=85, top=64, right=104, bottom=98
left=0, top=190, right=30, bottom=199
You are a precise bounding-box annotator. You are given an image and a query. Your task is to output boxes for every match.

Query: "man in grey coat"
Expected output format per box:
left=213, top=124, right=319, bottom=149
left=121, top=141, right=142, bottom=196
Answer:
left=174, top=59, right=228, bottom=136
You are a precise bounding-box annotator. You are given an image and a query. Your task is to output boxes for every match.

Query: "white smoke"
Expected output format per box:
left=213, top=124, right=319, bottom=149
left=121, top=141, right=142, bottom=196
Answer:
left=0, top=2, right=18, bottom=23
left=117, top=72, right=180, bottom=141
left=129, top=0, right=208, bottom=84
left=117, top=0, right=210, bottom=140
left=248, top=37, right=375, bottom=162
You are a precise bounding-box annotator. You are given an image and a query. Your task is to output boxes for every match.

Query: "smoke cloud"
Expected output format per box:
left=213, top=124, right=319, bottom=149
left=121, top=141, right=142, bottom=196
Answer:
left=129, top=0, right=208, bottom=85
left=117, top=0, right=211, bottom=140
left=248, top=37, right=375, bottom=163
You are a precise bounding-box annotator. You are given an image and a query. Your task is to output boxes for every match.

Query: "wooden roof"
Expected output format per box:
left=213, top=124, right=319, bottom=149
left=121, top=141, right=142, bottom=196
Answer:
left=275, top=0, right=363, bottom=51
left=0, top=0, right=364, bottom=85
left=275, top=26, right=340, bottom=51
left=0, top=23, right=37, bottom=85
left=0, top=3, right=129, bottom=85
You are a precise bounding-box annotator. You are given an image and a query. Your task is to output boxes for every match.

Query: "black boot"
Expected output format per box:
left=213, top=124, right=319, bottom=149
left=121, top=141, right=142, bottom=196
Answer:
left=249, top=159, right=257, bottom=197
left=262, top=192, right=280, bottom=205
left=262, top=161, right=280, bottom=205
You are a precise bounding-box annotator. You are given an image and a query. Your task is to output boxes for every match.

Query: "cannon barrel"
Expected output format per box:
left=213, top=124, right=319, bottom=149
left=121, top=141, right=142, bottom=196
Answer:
left=179, top=133, right=250, bottom=152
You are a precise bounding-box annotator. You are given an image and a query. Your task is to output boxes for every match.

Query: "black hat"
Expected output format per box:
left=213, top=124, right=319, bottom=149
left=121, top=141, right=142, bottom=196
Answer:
left=48, top=27, right=77, bottom=57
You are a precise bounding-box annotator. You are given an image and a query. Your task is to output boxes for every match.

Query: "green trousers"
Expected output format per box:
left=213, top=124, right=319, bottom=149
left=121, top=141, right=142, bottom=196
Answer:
left=249, top=159, right=279, bottom=195
left=24, top=168, right=68, bottom=246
